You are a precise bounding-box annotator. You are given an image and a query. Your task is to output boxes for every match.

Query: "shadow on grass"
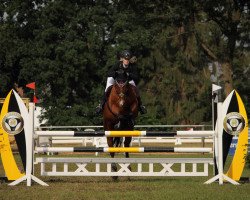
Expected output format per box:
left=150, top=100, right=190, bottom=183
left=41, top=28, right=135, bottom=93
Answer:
left=42, top=175, right=204, bottom=184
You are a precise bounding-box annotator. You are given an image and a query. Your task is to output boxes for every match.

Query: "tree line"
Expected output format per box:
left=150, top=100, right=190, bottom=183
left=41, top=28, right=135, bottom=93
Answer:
left=0, top=0, right=249, bottom=126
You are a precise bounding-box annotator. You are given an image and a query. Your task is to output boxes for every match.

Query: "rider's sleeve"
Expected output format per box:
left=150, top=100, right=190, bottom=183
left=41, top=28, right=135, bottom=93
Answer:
left=107, top=66, right=117, bottom=78
left=107, top=62, right=120, bottom=78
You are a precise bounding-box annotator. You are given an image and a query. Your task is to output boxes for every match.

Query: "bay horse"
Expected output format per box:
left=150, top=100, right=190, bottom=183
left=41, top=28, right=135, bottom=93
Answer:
left=103, top=70, right=138, bottom=176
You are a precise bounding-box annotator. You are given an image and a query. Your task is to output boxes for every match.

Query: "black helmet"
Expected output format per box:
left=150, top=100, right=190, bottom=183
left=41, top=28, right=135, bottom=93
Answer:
left=120, top=50, right=132, bottom=59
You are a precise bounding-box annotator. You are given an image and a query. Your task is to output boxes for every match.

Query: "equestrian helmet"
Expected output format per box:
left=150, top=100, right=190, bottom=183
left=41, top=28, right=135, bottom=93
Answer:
left=121, top=50, right=132, bottom=60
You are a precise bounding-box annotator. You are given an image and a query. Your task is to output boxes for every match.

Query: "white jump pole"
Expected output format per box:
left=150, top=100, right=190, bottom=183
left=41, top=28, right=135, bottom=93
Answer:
left=35, top=130, right=214, bottom=137
left=35, top=147, right=212, bottom=153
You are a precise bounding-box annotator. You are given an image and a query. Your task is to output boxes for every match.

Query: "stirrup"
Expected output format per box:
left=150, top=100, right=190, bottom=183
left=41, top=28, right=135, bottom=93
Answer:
left=139, top=105, right=147, bottom=114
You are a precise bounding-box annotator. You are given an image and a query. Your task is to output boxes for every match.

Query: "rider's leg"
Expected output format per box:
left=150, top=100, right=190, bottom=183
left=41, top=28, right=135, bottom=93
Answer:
left=129, top=80, right=147, bottom=114
left=95, top=87, right=112, bottom=114
left=95, top=77, right=114, bottom=114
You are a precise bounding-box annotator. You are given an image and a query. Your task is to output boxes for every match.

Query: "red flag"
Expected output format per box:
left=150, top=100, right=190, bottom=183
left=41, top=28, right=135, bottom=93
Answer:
left=26, top=82, right=35, bottom=90
left=33, top=95, right=39, bottom=103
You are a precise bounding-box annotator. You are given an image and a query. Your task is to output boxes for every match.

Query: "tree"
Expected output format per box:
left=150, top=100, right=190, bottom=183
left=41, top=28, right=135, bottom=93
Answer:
left=197, top=0, right=249, bottom=95
left=0, top=0, right=248, bottom=125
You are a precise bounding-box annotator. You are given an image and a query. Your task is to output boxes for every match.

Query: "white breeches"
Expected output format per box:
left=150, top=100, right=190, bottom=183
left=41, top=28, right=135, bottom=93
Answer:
left=105, top=77, right=136, bottom=92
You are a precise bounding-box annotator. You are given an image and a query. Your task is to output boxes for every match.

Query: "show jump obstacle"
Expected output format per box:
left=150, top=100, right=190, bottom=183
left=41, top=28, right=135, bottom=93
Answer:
left=0, top=84, right=248, bottom=186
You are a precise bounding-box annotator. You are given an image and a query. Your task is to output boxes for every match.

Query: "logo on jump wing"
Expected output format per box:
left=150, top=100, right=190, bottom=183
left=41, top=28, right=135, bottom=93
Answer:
left=2, top=112, right=24, bottom=135
left=223, top=112, right=246, bottom=136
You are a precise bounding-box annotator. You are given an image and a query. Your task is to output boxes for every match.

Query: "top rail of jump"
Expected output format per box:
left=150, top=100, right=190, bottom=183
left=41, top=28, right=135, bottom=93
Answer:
left=35, top=130, right=215, bottom=137
left=36, top=124, right=212, bottom=130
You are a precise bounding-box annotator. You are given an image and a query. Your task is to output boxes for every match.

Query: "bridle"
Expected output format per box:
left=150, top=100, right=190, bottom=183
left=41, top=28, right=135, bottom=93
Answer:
left=115, top=79, right=128, bottom=98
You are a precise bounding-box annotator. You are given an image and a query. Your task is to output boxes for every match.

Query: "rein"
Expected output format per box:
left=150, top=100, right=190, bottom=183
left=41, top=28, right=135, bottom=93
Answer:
left=115, top=80, right=128, bottom=88
left=115, top=80, right=128, bottom=98
left=106, top=100, right=119, bottom=118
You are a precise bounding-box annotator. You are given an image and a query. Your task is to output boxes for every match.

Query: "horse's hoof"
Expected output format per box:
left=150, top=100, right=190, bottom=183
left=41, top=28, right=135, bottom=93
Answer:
left=111, top=163, right=117, bottom=172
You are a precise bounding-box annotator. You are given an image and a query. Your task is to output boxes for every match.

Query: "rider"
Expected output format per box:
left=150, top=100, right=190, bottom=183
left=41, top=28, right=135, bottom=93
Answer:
left=95, top=50, right=147, bottom=115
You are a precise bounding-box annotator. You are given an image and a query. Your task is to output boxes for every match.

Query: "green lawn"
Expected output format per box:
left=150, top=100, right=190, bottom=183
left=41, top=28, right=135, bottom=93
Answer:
left=0, top=153, right=250, bottom=200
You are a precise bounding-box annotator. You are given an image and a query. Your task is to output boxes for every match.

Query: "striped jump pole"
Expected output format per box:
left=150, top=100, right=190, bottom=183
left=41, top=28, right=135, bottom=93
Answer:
left=35, top=147, right=212, bottom=153
left=35, top=130, right=215, bottom=137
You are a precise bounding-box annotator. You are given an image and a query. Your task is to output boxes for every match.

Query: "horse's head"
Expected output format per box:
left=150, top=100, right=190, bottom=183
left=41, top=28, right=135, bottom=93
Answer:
left=115, top=69, right=129, bottom=85
left=114, top=69, right=130, bottom=107
left=115, top=69, right=129, bottom=90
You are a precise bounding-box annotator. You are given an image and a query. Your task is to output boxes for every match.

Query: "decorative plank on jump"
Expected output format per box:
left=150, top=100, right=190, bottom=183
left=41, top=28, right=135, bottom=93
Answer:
left=35, top=157, right=214, bottom=177
left=35, top=147, right=212, bottom=153
left=35, top=130, right=215, bottom=137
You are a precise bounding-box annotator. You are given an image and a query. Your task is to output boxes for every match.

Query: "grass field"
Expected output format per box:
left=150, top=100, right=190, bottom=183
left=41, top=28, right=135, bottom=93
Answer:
left=0, top=153, right=250, bottom=200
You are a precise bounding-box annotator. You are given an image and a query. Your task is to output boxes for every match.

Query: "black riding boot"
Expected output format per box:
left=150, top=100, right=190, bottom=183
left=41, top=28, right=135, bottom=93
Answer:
left=137, top=96, right=147, bottom=114
left=95, top=95, right=106, bottom=115
left=95, top=86, right=112, bottom=115
left=134, top=87, right=147, bottom=114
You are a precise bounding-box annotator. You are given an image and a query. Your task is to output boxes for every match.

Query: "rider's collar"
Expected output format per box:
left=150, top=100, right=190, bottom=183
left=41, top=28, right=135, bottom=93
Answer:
left=123, top=64, right=129, bottom=69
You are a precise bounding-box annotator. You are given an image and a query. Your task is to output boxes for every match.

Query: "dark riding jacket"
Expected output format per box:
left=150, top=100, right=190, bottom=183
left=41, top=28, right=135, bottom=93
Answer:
left=107, top=61, right=139, bottom=84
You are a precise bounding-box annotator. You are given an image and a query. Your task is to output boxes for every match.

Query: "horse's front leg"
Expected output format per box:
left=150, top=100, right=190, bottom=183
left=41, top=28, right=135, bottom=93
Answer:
left=105, top=126, right=118, bottom=181
left=107, top=137, right=117, bottom=178
left=107, top=137, right=115, bottom=158
left=124, top=137, right=132, bottom=158
left=124, top=137, right=132, bottom=173
left=104, top=121, right=118, bottom=179
left=104, top=121, right=115, bottom=158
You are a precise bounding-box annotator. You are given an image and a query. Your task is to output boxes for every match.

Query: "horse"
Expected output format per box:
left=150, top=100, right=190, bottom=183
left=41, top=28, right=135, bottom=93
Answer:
left=103, top=70, right=138, bottom=177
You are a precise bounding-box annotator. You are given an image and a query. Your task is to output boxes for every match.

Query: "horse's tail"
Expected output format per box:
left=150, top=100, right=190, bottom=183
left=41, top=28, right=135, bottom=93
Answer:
left=113, top=137, right=123, bottom=147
